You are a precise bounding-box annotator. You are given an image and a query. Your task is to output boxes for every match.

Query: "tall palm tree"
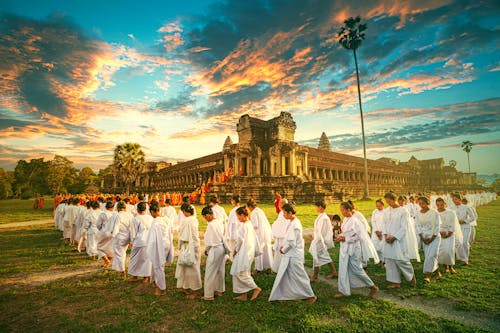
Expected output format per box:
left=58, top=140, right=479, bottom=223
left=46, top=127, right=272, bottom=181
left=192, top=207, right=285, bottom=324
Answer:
left=461, top=140, right=474, bottom=174
left=338, top=16, right=369, bottom=199
left=113, top=143, right=145, bottom=195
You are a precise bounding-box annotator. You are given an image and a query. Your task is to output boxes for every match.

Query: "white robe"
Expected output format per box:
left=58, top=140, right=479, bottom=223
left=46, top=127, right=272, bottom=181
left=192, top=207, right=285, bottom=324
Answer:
left=416, top=209, right=441, bottom=273
left=370, top=208, right=385, bottom=260
left=146, top=216, right=174, bottom=290
left=203, top=220, right=226, bottom=298
left=353, top=210, right=371, bottom=234
left=111, top=211, right=134, bottom=272
left=250, top=207, right=273, bottom=271
left=160, top=205, right=176, bottom=222
left=226, top=206, right=240, bottom=256
left=451, top=204, right=475, bottom=262
left=271, top=211, right=289, bottom=273
left=128, top=214, right=154, bottom=277
left=212, top=204, right=228, bottom=237
left=175, top=215, right=202, bottom=290
left=269, top=217, right=315, bottom=301
left=83, top=209, right=101, bottom=257
left=438, top=209, right=461, bottom=266
left=54, top=203, right=66, bottom=231
left=382, top=206, right=415, bottom=284
left=309, top=212, right=334, bottom=268
left=96, top=211, right=115, bottom=260
left=231, top=221, right=258, bottom=293
left=338, top=216, right=375, bottom=296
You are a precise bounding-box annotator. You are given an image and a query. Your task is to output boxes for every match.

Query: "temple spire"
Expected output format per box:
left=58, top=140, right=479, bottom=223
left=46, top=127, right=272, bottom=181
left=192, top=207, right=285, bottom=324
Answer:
left=223, top=136, right=233, bottom=150
left=318, top=132, right=331, bottom=151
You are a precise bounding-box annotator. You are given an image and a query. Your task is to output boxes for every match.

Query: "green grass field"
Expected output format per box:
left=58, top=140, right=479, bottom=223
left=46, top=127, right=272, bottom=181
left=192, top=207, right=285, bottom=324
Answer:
left=0, top=198, right=498, bottom=332
left=0, top=198, right=55, bottom=224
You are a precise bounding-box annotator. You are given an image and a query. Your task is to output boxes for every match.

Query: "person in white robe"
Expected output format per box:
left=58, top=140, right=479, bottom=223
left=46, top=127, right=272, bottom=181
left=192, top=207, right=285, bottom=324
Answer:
left=399, top=196, right=421, bottom=251
left=415, top=196, right=442, bottom=283
left=462, top=198, right=478, bottom=246
left=209, top=196, right=228, bottom=235
left=128, top=202, right=154, bottom=283
left=348, top=200, right=371, bottom=234
left=247, top=199, right=273, bottom=273
left=201, top=206, right=227, bottom=301
left=82, top=201, right=102, bottom=258
left=174, top=197, right=196, bottom=234
left=231, top=207, right=262, bottom=301
left=382, top=192, right=416, bottom=289
left=175, top=203, right=202, bottom=299
left=96, top=201, right=116, bottom=268
left=436, top=198, right=462, bottom=274
left=309, top=200, right=337, bottom=281
left=269, top=203, right=316, bottom=303
left=451, top=193, right=475, bottom=265
left=76, top=201, right=91, bottom=252
left=370, top=199, right=385, bottom=265
left=226, top=195, right=241, bottom=260
left=63, top=198, right=77, bottom=242
left=146, top=203, right=174, bottom=295
left=334, top=201, right=379, bottom=299
left=271, top=198, right=289, bottom=273
left=55, top=200, right=67, bottom=232
left=160, top=199, right=176, bottom=222
left=111, top=202, right=134, bottom=277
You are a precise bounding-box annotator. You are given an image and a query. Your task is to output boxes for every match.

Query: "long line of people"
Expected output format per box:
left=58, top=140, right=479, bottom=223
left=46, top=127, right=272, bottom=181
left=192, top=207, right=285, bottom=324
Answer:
left=53, top=190, right=495, bottom=302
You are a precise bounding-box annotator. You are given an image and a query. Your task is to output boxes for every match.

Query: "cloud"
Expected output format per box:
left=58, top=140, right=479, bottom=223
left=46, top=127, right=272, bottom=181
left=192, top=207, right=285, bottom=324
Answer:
left=155, top=0, right=499, bottom=137
left=301, top=98, right=500, bottom=151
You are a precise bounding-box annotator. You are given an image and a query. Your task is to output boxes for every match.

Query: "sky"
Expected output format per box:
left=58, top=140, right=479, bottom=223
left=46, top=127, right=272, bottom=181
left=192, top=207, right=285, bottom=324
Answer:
left=1, top=0, right=499, bottom=175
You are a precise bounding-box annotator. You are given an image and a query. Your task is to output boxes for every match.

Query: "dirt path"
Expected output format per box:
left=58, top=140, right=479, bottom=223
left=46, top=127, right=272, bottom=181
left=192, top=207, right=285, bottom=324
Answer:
left=0, top=219, right=53, bottom=229
left=307, top=269, right=499, bottom=331
left=2, top=263, right=102, bottom=287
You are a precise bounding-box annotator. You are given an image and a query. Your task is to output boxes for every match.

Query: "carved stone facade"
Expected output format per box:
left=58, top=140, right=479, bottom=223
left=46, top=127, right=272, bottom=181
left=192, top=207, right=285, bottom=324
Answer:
left=101, top=112, right=480, bottom=202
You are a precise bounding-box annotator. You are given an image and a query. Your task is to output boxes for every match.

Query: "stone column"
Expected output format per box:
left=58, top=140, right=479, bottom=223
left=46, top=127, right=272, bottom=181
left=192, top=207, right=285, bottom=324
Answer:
left=290, top=150, right=296, bottom=176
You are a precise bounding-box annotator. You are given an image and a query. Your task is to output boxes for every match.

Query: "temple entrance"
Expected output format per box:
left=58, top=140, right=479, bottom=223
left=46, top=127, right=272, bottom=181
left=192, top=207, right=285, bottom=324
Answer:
left=240, top=157, right=247, bottom=176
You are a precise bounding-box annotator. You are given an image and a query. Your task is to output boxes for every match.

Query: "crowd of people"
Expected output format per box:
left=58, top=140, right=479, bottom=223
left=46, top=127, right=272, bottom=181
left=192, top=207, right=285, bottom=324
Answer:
left=52, top=190, right=496, bottom=303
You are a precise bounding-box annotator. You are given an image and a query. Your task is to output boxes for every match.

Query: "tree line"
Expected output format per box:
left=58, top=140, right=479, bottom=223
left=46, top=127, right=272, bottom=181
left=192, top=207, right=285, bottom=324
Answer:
left=0, top=143, right=146, bottom=200
left=0, top=155, right=98, bottom=199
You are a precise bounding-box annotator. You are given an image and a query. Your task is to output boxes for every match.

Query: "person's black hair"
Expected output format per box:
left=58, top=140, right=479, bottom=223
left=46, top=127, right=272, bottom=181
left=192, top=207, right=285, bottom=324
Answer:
left=418, top=196, right=430, bottom=205
left=86, top=201, right=92, bottom=208
left=150, top=202, right=159, bottom=213
left=236, top=206, right=249, bottom=216
left=98, top=197, right=104, bottom=203
left=123, top=198, right=130, bottom=203
left=116, top=196, right=121, bottom=202
left=72, top=197, right=80, bottom=205
left=384, top=192, right=396, bottom=200
left=332, top=214, right=341, bottom=221
left=117, top=202, right=126, bottom=210
left=435, top=197, right=445, bottom=204
left=105, top=201, right=114, bottom=209
left=137, top=202, right=147, bottom=213
left=209, top=196, right=219, bottom=204
left=347, top=199, right=356, bottom=209
left=232, top=195, right=240, bottom=203
left=182, top=196, right=190, bottom=203
left=375, top=199, right=384, bottom=205
left=246, top=199, right=257, bottom=208
left=452, top=192, right=462, bottom=200
left=202, top=206, right=213, bottom=216
left=165, top=198, right=171, bottom=205
left=315, top=200, right=326, bottom=209
left=181, top=203, right=194, bottom=215
left=91, top=201, right=100, bottom=209
left=282, top=203, right=296, bottom=215
left=138, top=195, right=144, bottom=201
left=340, top=201, right=354, bottom=211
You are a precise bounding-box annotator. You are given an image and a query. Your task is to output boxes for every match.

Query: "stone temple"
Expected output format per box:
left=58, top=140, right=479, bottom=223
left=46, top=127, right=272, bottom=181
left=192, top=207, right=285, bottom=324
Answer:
left=102, top=112, right=478, bottom=202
